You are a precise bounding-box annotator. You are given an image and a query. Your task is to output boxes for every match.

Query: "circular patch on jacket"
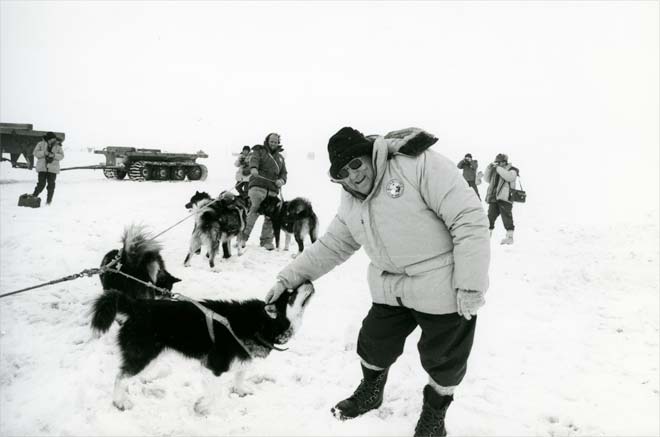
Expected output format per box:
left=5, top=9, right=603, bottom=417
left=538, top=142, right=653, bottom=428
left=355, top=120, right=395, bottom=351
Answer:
left=385, top=179, right=404, bottom=198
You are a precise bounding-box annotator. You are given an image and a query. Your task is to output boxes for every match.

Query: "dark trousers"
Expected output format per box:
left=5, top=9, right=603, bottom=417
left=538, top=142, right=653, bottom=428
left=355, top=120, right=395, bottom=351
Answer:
left=235, top=181, right=249, bottom=199
left=357, top=303, right=477, bottom=387
left=467, top=181, right=480, bottom=200
left=488, top=200, right=514, bottom=231
left=33, top=172, right=57, bottom=204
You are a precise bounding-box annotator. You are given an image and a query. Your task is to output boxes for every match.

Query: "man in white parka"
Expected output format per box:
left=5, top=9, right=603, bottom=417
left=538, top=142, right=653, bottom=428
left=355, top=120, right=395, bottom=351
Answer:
left=265, top=127, right=490, bottom=436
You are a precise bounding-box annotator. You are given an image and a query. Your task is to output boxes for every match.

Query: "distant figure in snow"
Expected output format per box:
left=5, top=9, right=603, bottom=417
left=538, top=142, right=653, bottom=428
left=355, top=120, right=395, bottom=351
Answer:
left=457, top=153, right=480, bottom=200
left=32, top=132, right=64, bottom=205
left=265, top=126, right=490, bottom=436
left=234, top=145, right=252, bottom=199
left=484, top=153, right=519, bottom=245
left=238, top=133, right=287, bottom=251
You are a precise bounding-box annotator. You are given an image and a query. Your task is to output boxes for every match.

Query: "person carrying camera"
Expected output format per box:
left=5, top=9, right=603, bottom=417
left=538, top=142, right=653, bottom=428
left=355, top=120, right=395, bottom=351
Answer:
left=32, top=132, right=64, bottom=205
left=484, top=153, right=519, bottom=244
left=234, top=145, right=252, bottom=199
left=456, top=153, right=480, bottom=200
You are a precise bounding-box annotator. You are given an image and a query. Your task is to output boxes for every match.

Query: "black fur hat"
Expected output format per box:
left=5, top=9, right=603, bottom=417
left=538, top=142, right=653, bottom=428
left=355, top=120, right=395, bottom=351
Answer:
left=465, top=153, right=472, bottom=159
left=43, top=132, right=57, bottom=142
left=495, top=153, right=508, bottom=163
left=328, top=127, right=374, bottom=179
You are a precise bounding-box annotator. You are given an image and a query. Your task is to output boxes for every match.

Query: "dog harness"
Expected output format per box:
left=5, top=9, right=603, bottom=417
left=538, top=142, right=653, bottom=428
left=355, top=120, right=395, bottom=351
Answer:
left=172, top=293, right=253, bottom=358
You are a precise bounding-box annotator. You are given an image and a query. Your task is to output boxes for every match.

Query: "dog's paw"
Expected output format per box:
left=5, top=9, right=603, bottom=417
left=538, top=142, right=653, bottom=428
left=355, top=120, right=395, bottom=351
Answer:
left=230, top=386, right=254, bottom=397
left=248, top=374, right=276, bottom=385
left=142, top=386, right=166, bottom=399
left=113, top=398, right=134, bottom=411
left=194, top=397, right=213, bottom=416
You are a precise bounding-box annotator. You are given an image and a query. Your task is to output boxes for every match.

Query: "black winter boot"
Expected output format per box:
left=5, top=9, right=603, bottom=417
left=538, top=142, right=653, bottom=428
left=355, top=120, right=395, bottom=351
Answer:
left=331, top=365, right=388, bottom=420
left=413, top=385, right=453, bottom=437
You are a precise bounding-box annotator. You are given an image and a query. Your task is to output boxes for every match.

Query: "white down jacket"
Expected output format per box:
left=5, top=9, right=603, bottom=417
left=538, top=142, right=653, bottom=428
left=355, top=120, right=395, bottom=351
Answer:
left=277, top=130, right=490, bottom=314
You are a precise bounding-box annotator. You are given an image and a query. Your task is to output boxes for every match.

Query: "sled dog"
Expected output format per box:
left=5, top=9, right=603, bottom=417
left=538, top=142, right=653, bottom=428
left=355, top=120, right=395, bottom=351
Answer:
left=263, top=197, right=318, bottom=256
left=91, top=282, right=315, bottom=413
left=100, top=225, right=181, bottom=300
left=184, top=191, right=248, bottom=267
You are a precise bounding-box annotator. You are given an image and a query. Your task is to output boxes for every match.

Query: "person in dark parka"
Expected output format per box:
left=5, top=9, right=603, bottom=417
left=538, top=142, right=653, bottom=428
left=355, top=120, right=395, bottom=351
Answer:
left=457, top=153, right=480, bottom=200
left=239, top=133, right=287, bottom=250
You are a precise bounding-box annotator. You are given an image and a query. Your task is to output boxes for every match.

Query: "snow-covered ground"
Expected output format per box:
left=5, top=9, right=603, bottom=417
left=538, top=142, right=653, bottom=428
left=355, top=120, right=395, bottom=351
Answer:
left=0, top=149, right=658, bottom=436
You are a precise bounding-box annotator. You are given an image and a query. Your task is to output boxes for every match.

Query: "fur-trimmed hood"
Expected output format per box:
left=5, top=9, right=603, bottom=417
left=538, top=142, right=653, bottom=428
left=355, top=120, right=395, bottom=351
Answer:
left=278, top=126, right=490, bottom=314
left=341, top=128, right=438, bottom=199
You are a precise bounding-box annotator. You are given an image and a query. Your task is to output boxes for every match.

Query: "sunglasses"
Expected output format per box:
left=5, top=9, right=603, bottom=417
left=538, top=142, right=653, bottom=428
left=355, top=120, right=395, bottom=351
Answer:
left=335, top=158, right=364, bottom=180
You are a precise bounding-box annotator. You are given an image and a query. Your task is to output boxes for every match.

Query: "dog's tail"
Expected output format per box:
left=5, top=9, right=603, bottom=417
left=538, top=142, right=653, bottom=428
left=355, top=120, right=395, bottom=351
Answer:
left=91, top=290, right=133, bottom=333
left=121, top=224, right=163, bottom=270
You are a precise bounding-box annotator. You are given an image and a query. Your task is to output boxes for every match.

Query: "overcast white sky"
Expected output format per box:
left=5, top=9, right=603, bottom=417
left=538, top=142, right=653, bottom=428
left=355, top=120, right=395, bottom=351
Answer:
left=1, top=1, right=658, bottom=220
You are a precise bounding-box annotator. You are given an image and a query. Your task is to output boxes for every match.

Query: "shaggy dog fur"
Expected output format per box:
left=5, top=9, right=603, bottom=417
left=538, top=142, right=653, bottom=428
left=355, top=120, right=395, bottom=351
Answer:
left=99, top=225, right=181, bottom=300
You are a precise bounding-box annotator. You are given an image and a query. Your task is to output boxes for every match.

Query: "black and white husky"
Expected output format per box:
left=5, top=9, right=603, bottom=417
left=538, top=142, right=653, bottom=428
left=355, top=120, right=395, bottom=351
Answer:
left=91, top=282, right=315, bottom=413
left=268, top=197, right=319, bottom=257
left=183, top=191, right=248, bottom=268
left=100, top=225, right=181, bottom=300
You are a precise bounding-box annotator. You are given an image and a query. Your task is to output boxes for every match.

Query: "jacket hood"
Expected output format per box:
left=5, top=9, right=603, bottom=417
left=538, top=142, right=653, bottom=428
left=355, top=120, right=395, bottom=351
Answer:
left=339, top=128, right=438, bottom=200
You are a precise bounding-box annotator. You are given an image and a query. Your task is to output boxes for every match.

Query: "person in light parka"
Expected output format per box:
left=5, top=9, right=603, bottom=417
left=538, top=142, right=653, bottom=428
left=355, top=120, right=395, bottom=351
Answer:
left=265, top=127, right=490, bottom=437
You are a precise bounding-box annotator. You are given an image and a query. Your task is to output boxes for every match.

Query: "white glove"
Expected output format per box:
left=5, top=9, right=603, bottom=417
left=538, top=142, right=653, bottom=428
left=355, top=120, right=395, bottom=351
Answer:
left=456, top=289, right=485, bottom=320
left=265, top=280, right=287, bottom=305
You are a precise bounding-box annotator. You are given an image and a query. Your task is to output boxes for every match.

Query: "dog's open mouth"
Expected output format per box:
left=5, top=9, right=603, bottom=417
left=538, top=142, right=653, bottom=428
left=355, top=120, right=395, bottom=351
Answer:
left=298, top=282, right=314, bottom=307
left=288, top=282, right=315, bottom=308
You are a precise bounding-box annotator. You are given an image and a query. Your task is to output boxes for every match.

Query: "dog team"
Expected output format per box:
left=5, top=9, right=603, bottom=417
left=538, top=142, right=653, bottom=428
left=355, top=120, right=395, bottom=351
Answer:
left=91, top=126, right=507, bottom=437
left=93, top=132, right=320, bottom=412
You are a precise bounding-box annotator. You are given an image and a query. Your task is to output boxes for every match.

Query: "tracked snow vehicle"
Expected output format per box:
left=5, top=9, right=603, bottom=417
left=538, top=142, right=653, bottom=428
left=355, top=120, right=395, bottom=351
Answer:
left=62, top=147, right=209, bottom=181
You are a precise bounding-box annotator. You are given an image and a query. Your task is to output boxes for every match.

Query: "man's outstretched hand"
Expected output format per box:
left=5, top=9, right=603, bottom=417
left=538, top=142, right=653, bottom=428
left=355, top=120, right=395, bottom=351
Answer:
left=265, top=280, right=287, bottom=305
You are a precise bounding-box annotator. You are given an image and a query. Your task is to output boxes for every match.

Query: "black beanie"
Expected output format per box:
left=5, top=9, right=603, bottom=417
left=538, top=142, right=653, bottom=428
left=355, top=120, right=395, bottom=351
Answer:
left=495, top=153, right=508, bottom=162
left=43, top=132, right=57, bottom=142
left=465, top=153, right=472, bottom=159
left=328, top=127, right=374, bottom=179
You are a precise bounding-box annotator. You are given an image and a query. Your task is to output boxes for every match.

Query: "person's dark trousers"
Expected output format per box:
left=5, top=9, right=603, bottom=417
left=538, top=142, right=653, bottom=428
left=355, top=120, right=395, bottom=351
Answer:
left=467, top=181, right=480, bottom=200
left=33, top=172, right=57, bottom=204
left=357, top=303, right=477, bottom=387
left=235, top=181, right=249, bottom=199
left=487, top=200, right=514, bottom=231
